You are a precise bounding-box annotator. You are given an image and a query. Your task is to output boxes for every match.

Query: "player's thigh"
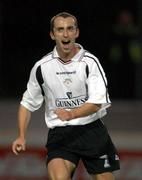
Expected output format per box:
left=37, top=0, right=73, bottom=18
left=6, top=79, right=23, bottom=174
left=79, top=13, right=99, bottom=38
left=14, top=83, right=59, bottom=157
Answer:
left=91, top=172, right=115, bottom=180
left=47, top=158, right=76, bottom=180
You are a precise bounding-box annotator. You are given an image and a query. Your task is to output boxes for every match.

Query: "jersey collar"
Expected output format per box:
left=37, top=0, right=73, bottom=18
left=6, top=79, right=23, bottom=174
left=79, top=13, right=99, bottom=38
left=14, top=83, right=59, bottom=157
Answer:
left=52, top=43, right=85, bottom=62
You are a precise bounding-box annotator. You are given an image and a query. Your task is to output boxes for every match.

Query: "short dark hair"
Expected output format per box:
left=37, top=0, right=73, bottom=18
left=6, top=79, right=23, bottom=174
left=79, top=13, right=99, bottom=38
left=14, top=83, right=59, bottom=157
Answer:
left=50, top=12, right=78, bottom=32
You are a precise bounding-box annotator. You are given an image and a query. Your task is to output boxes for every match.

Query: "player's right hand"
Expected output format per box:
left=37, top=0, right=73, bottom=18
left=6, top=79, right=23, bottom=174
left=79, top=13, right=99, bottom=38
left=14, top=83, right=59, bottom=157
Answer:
left=12, top=137, right=26, bottom=155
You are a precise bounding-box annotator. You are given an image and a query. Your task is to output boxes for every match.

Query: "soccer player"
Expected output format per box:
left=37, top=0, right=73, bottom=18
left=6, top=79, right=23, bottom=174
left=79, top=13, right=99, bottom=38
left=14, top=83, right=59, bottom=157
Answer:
left=12, top=12, right=120, bottom=180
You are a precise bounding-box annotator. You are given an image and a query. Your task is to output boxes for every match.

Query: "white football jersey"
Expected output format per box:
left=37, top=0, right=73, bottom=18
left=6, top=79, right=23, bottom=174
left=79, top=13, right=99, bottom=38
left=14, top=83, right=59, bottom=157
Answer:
left=21, top=44, right=111, bottom=129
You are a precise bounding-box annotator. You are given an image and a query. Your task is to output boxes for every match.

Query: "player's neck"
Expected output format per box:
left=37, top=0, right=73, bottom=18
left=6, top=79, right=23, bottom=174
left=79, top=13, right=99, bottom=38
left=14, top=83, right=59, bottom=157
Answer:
left=58, top=45, right=80, bottom=62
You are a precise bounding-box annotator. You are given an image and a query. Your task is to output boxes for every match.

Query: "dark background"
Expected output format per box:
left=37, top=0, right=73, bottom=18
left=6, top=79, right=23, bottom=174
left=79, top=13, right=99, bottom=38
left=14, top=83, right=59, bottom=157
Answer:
left=0, top=0, right=141, bottom=99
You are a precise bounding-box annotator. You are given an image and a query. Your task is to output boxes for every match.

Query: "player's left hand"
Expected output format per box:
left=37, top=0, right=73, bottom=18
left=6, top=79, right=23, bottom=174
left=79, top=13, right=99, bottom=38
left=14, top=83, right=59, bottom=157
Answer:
left=54, top=109, right=73, bottom=121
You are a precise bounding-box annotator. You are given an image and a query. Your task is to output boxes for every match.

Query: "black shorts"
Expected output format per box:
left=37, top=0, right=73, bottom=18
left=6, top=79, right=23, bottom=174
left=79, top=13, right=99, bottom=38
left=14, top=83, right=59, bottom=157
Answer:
left=46, top=119, right=120, bottom=174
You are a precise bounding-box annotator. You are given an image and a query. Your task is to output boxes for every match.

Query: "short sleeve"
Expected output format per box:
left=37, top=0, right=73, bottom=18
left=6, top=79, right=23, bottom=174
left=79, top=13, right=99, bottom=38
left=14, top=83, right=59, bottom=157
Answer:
left=20, top=64, right=44, bottom=112
left=86, top=58, right=111, bottom=108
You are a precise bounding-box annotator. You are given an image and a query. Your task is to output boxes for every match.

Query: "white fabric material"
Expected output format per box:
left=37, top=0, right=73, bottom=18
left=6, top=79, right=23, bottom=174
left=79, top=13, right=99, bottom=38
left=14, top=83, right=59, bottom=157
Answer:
left=21, top=44, right=111, bottom=129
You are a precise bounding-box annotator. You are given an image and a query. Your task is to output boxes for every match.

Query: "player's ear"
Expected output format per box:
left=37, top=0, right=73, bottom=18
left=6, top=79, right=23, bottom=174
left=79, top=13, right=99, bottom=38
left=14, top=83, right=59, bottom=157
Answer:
left=50, top=31, right=55, bottom=40
left=75, top=28, right=79, bottom=38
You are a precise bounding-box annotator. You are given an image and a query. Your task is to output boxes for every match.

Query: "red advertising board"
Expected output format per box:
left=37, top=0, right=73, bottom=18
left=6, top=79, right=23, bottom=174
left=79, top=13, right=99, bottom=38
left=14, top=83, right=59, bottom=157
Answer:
left=0, top=147, right=142, bottom=180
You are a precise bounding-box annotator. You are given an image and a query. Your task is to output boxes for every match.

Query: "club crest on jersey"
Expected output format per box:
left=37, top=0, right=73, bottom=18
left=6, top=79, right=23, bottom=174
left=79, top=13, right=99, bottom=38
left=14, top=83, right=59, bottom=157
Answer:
left=66, top=92, right=72, bottom=99
left=63, top=78, right=72, bottom=85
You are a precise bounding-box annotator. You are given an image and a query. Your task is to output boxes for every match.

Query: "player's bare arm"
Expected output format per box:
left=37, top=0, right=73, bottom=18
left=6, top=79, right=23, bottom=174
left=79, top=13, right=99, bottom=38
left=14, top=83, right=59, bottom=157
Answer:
left=12, top=105, right=31, bottom=155
left=54, top=103, right=101, bottom=121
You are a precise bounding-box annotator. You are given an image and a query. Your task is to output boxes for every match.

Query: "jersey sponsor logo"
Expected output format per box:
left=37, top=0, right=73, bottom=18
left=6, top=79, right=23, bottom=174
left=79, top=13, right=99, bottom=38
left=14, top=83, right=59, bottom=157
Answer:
left=55, top=94, right=87, bottom=108
left=66, top=92, right=72, bottom=99
left=56, top=71, right=76, bottom=75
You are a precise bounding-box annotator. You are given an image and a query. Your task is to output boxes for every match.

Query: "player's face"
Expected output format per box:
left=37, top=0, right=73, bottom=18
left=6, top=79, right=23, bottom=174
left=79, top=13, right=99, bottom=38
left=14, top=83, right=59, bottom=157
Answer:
left=50, top=17, right=79, bottom=55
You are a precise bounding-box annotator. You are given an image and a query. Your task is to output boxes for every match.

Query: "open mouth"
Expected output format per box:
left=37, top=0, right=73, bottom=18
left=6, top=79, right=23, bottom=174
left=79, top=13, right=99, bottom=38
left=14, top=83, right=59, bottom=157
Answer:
left=62, top=40, right=70, bottom=45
